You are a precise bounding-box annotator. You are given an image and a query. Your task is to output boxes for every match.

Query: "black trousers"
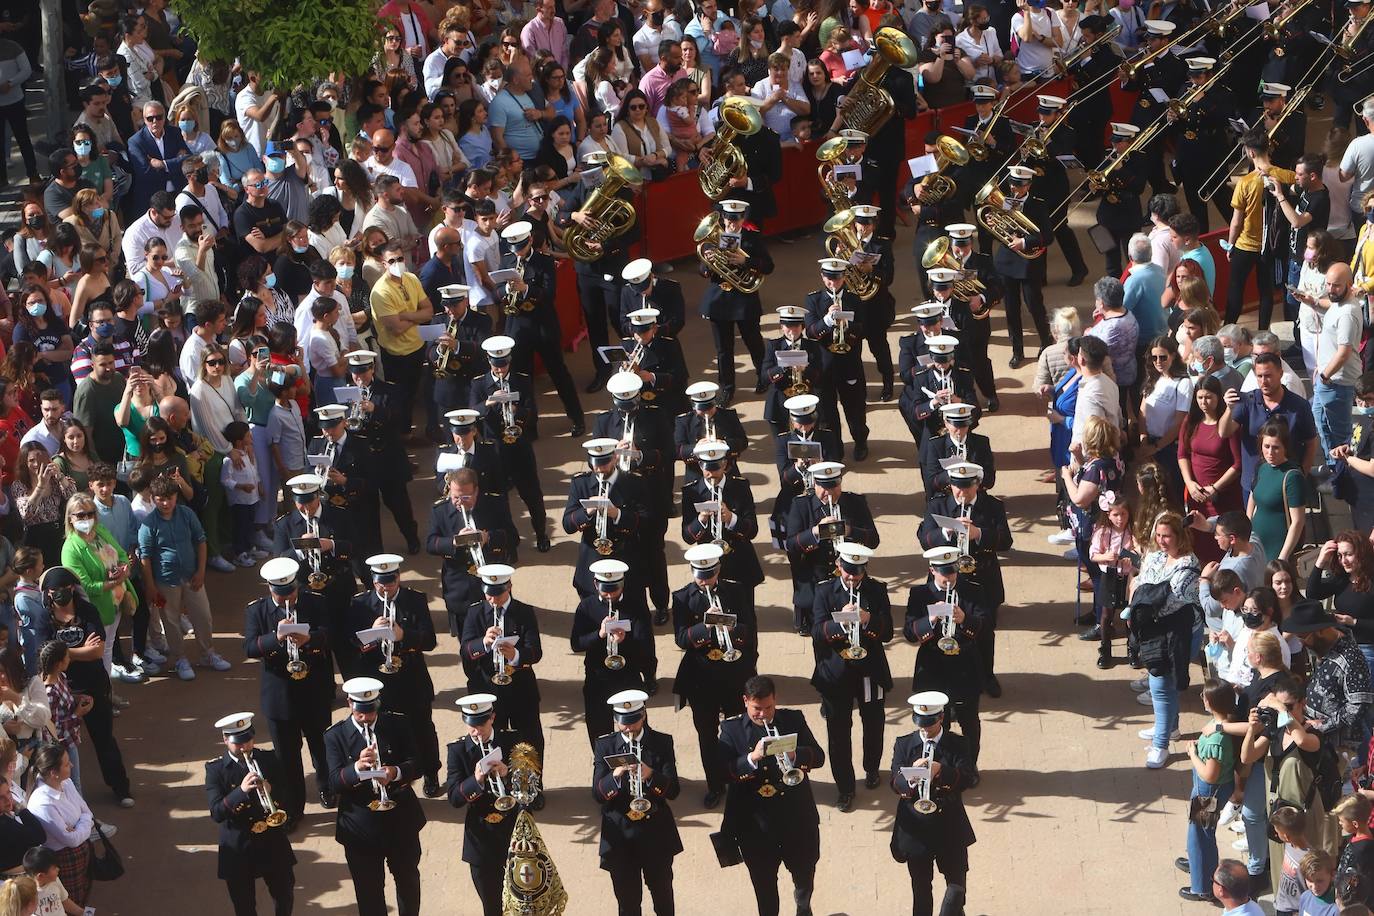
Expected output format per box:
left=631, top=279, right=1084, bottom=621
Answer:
left=820, top=371, right=870, bottom=450
left=950, top=695, right=981, bottom=765
left=907, top=846, right=969, bottom=916
left=267, top=710, right=330, bottom=817
left=708, top=318, right=765, bottom=392
left=380, top=348, right=425, bottom=433
left=742, top=843, right=816, bottom=916
left=577, top=272, right=619, bottom=377
left=225, top=866, right=295, bottom=916
left=501, top=443, right=548, bottom=532
left=963, top=318, right=996, bottom=401
left=689, top=692, right=743, bottom=793
left=1103, top=228, right=1130, bottom=278
left=85, top=692, right=130, bottom=799
left=0, top=100, right=37, bottom=182
left=1225, top=247, right=1277, bottom=328
left=976, top=594, right=1001, bottom=682
left=819, top=689, right=885, bottom=794
left=1003, top=258, right=1050, bottom=357
left=863, top=295, right=896, bottom=386
left=494, top=694, right=545, bottom=759
left=513, top=315, right=585, bottom=423
left=343, top=836, right=422, bottom=916
left=379, top=476, right=419, bottom=545
left=470, top=860, right=504, bottom=916
left=607, top=857, right=675, bottom=916
left=1142, top=139, right=1173, bottom=196
left=643, top=517, right=670, bottom=616
left=408, top=702, right=441, bottom=779
left=1053, top=225, right=1088, bottom=277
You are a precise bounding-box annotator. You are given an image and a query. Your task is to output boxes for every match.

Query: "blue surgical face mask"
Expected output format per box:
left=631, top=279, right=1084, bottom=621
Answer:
left=1189, top=360, right=1204, bottom=375
left=265, top=273, right=277, bottom=289
left=291, top=243, right=308, bottom=254
left=266, top=157, right=286, bottom=174
left=104, top=74, right=122, bottom=88
left=178, top=119, right=196, bottom=135
left=1354, top=404, right=1374, bottom=416
left=1367, top=209, right=1374, bottom=224
left=93, top=321, right=114, bottom=337
left=336, top=265, right=355, bottom=280
left=1222, top=346, right=1237, bottom=365
left=73, top=141, right=92, bottom=156
left=25, top=303, right=45, bottom=318
left=1276, top=709, right=1294, bottom=729
left=91, top=207, right=106, bottom=220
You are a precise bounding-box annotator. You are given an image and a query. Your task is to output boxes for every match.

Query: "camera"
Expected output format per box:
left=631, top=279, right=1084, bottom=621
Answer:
left=1256, top=705, right=1278, bottom=734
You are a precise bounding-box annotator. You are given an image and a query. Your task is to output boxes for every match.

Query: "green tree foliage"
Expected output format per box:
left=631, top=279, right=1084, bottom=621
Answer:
left=172, top=0, right=380, bottom=90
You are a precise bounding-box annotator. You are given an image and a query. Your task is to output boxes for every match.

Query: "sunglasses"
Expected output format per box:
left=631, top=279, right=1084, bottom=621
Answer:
left=206, top=358, right=226, bottom=367
left=145, top=114, right=163, bottom=122
left=250, top=180, right=269, bottom=190
left=1150, top=353, right=1170, bottom=362
left=374, top=145, right=393, bottom=153
left=502, top=41, right=519, bottom=48
left=628, top=103, right=647, bottom=111
left=71, top=511, right=95, bottom=520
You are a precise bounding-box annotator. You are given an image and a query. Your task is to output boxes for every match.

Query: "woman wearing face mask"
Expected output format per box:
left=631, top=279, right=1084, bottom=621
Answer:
left=734, top=18, right=773, bottom=85
left=10, top=444, right=76, bottom=566
left=60, top=493, right=133, bottom=679
left=1309, top=532, right=1374, bottom=679
left=133, top=417, right=195, bottom=503
left=1223, top=588, right=1294, bottom=689
left=327, top=246, right=374, bottom=350
left=129, top=238, right=183, bottom=320
left=1291, top=229, right=1339, bottom=374
left=457, top=98, right=494, bottom=171
left=236, top=254, right=294, bottom=330
left=66, top=244, right=114, bottom=334
left=69, top=127, right=113, bottom=207
left=213, top=121, right=262, bottom=193
left=272, top=220, right=319, bottom=303
left=956, top=5, right=1008, bottom=86
left=174, top=106, right=213, bottom=156
left=12, top=288, right=73, bottom=407
left=12, top=204, right=49, bottom=279
left=63, top=193, right=121, bottom=276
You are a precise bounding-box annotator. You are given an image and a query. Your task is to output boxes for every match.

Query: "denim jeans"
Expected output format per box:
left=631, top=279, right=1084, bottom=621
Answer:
left=1313, top=378, right=1355, bottom=466
left=1188, top=771, right=1235, bottom=894
left=1240, top=763, right=1269, bottom=876
left=1149, top=670, right=1179, bottom=749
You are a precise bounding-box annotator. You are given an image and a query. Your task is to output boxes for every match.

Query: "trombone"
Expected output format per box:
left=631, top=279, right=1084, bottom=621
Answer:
left=839, top=581, right=868, bottom=661
left=241, top=750, right=288, bottom=832
left=938, top=582, right=961, bottom=655
left=363, top=722, right=396, bottom=811
left=603, top=593, right=625, bottom=671
left=912, top=737, right=938, bottom=814
left=1052, top=21, right=1122, bottom=77
left=1264, top=0, right=1315, bottom=41
left=1335, top=13, right=1374, bottom=81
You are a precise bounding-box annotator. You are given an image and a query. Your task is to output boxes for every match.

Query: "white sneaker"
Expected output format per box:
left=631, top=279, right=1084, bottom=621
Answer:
left=132, top=655, right=161, bottom=677
left=252, top=531, right=274, bottom=550
left=1233, top=836, right=1249, bottom=852
left=1145, top=746, right=1168, bottom=768
left=139, top=645, right=166, bottom=665
left=249, top=547, right=270, bottom=561
left=1218, top=801, right=1239, bottom=827
left=176, top=658, right=196, bottom=681
left=1130, top=676, right=1149, bottom=692
left=1136, top=691, right=1155, bottom=707
left=1229, top=818, right=1247, bottom=834
left=88, top=823, right=116, bottom=842
left=1048, top=530, right=1075, bottom=545
left=118, top=797, right=134, bottom=809
left=233, top=552, right=256, bottom=568
left=1138, top=727, right=1180, bottom=741
left=205, top=650, right=232, bottom=672
left=208, top=556, right=235, bottom=573
left=178, top=615, right=192, bottom=635
left=111, top=665, right=145, bottom=685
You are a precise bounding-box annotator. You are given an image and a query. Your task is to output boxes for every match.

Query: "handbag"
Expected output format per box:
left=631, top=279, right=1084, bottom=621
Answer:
left=1282, top=468, right=1322, bottom=580
left=1188, top=791, right=1220, bottom=830
left=88, top=820, right=124, bottom=881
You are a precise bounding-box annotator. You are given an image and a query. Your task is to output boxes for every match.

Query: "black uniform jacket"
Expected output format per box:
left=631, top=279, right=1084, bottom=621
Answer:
left=460, top=595, right=543, bottom=702
left=444, top=728, right=522, bottom=864
left=889, top=728, right=976, bottom=861
left=243, top=592, right=336, bottom=719
left=324, top=711, right=427, bottom=849
left=592, top=726, right=683, bottom=866
left=206, top=748, right=297, bottom=879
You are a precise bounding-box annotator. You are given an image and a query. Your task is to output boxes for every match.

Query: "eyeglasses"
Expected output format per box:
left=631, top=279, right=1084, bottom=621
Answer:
left=71, top=511, right=95, bottom=520
left=145, top=114, right=163, bottom=122
left=206, top=358, right=226, bottom=367
left=374, top=145, right=393, bottom=153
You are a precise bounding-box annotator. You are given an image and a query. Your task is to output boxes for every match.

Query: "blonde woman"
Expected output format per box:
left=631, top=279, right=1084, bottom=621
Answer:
left=1352, top=188, right=1374, bottom=303
left=63, top=190, right=121, bottom=271
left=60, top=492, right=133, bottom=669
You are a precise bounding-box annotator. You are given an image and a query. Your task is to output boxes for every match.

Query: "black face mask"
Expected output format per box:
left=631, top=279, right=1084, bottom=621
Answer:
left=48, top=587, right=73, bottom=606
left=25, top=216, right=42, bottom=230
left=1242, top=612, right=1265, bottom=629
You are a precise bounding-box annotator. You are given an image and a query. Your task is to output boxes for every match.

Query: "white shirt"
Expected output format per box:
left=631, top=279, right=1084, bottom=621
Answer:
left=296, top=288, right=358, bottom=354
left=1070, top=372, right=1122, bottom=447
left=1341, top=133, right=1374, bottom=212
left=423, top=48, right=455, bottom=99
left=19, top=423, right=60, bottom=457
left=633, top=23, right=665, bottom=68
left=179, top=331, right=212, bottom=384
left=176, top=187, right=229, bottom=235
left=464, top=229, right=501, bottom=308
left=235, top=86, right=270, bottom=156
left=27, top=779, right=93, bottom=851
left=364, top=155, right=419, bottom=189
left=1142, top=374, right=1193, bottom=439
left=121, top=211, right=185, bottom=274
left=173, top=232, right=220, bottom=306
left=1011, top=10, right=1056, bottom=75
left=749, top=77, right=806, bottom=141
left=956, top=28, right=1002, bottom=82
left=1317, top=297, right=1363, bottom=386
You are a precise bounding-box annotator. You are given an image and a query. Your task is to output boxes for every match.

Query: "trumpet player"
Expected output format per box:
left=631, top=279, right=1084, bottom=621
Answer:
left=917, top=461, right=1012, bottom=698
left=760, top=306, right=826, bottom=438
left=716, top=675, right=825, bottom=916
left=943, top=223, right=1003, bottom=410
left=593, top=689, right=682, bottom=916
left=434, top=408, right=507, bottom=501
left=243, top=557, right=336, bottom=821
left=308, top=404, right=382, bottom=557
left=571, top=560, right=655, bottom=745
left=562, top=438, right=651, bottom=600
left=470, top=335, right=550, bottom=552
left=804, top=257, right=870, bottom=461
left=919, top=403, right=996, bottom=501
left=1094, top=123, right=1149, bottom=277
left=682, top=441, right=764, bottom=596
left=769, top=394, right=842, bottom=561
left=444, top=693, right=522, bottom=916
left=675, top=382, right=749, bottom=490
left=897, top=302, right=956, bottom=408
left=904, top=547, right=988, bottom=766
left=1171, top=57, right=1237, bottom=232
left=810, top=542, right=892, bottom=813
left=903, top=335, right=978, bottom=452
left=698, top=198, right=774, bottom=405
left=785, top=461, right=880, bottom=634
left=619, top=256, right=686, bottom=340
left=622, top=306, right=689, bottom=416
left=889, top=691, right=977, bottom=916
left=205, top=712, right=296, bottom=916
left=672, top=544, right=758, bottom=808
left=460, top=564, right=544, bottom=759
left=323, top=677, right=427, bottom=916
left=498, top=221, right=586, bottom=434
left=345, top=350, right=421, bottom=558
left=346, top=555, right=442, bottom=798
left=1122, top=19, right=1185, bottom=196
left=992, top=165, right=1053, bottom=370
left=429, top=284, right=492, bottom=415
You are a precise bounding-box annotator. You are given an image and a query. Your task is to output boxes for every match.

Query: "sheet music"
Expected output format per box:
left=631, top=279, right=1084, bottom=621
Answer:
left=775, top=350, right=809, bottom=369
left=417, top=323, right=447, bottom=342
left=355, top=625, right=392, bottom=646
left=333, top=386, right=362, bottom=404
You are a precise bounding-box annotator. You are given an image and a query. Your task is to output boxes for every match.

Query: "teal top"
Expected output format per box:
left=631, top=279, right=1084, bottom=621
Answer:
left=1251, top=460, right=1303, bottom=562
left=235, top=369, right=275, bottom=426
left=1195, top=725, right=1236, bottom=781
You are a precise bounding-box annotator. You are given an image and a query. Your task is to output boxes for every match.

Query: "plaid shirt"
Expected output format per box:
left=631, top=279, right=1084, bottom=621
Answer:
left=44, top=674, right=81, bottom=746
left=1307, top=634, right=1374, bottom=747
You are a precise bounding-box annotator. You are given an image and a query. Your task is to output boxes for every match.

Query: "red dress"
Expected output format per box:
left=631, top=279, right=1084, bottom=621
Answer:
left=1179, top=418, right=1243, bottom=565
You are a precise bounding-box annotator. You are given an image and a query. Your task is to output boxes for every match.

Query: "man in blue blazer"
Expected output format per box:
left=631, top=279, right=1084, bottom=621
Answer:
left=127, top=100, right=189, bottom=215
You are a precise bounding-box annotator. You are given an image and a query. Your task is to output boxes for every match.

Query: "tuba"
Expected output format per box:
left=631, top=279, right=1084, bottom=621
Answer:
left=921, top=236, right=986, bottom=303
left=700, top=97, right=762, bottom=201
left=913, top=135, right=969, bottom=205
left=816, top=136, right=856, bottom=212
left=974, top=182, right=1041, bottom=259
left=840, top=27, right=919, bottom=135
left=694, top=212, right=764, bottom=293
left=822, top=209, right=879, bottom=301
left=564, top=153, right=643, bottom=261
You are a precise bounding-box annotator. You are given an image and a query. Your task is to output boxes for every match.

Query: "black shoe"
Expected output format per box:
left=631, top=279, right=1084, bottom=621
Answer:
left=880, top=381, right=894, bottom=402
left=864, top=771, right=881, bottom=789
left=1074, top=610, right=1096, bottom=626
left=405, top=535, right=422, bottom=556
left=1248, top=872, right=1269, bottom=897
left=797, top=625, right=811, bottom=637
left=320, top=790, right=337, bottom=810
left=703, top=789, right=723, bottom=809
left=1128, top=648, right=1143, bottom=669
left=1008, top=353, right=1024, bottom=370
left=423, top=775, right=442, bottom=798
left=984, top=397, right=999, bottom=413
left=1097, top=646, right=1113, bottom=669
left=719, top=386, right=736, bottom=407
left=1178, top=888, right=1216, bottom=904
left=836, top=792, right=854, bottom=813
left=753, top=377, right=768, bottom=395
left=653, top=607, right=669, bottom=626
left=646, top=678, right=660, bottom=696
left=585, top=374, right=609, bottom=394
left=853, top=442, right=869, bottom=461
left=535, top=532, right=551, bottom=553
left=530, top=794, right=546, bottom=811
left=1175, top=857, right=1190, bottom=874
left=1312, top=93, right=1326, bottom=110
left=286, top=815, right=303, bottom=833
left=984, top=675, right=1002, bottom=698
left=569, top=420, right=586, bottom=437
left=1078, top=624, right=1102, bottom=641
left=1067, top=271, right=1088, bottom=287
left=967, top=772, right=981, bottom=789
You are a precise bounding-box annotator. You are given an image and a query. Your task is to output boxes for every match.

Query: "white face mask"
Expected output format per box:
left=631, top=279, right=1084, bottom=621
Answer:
left=73, top=518, right=95, bottom=534
left=388, top=261, right=406, bottom=278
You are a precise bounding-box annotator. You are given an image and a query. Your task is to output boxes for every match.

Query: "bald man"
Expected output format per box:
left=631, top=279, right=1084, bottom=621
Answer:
left=421, top=226, right=466, bottom=307
left=1313, top=261, right=1363, bottom=465
left=367, top=128, right=420, bottom=195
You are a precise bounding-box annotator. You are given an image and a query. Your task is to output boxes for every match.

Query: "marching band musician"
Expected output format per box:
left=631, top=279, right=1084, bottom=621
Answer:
left=898, top=302, right=956, bottom=404
left=1022, top=94, right=1089, bottom=286
left=571, top=559, right=656, bottom=743
left=1259, top=2, right=1323, bottom=94
left=698, top=198, right=775, bottom=405
left=942, top=224, right=1003, bottom=411
left=810, top=541, right=893, bottom=813
left=903, top=335, right=979, bottom=453
left=434, top=408, right=507, bottom=500
left=429, top=284, right=492, bottom=414
left=244, top=557, right=337, bottom=821
left=324, top=677, right=427, bottom=916
left=960, top=86, right=1014, bottom=223
left=829, top=129, right=879, bottom=214
left=1330, top=0, right=1374, bottom=136
left=1123, top=19, right=1186, bottom=196
left=848, top=204, right=898, bottom=402
left=675, top=380, right=750, bottom=490
left=621, top=306, right=689, bottom=418
left=1255, top=81, right=1305, bottom=170
left=681, top=441, right=764, bottom=599
left=889, top=691, right=977, bottom=916
left=619, top=256, right=687, bottom=340
left=924, top=267, right=974, bottom=335
left=715, top=71, right=785, bottom=227
left=344, top=350, right=421, bottom=557
left=770, top=394, right=843, bottom=545
left=760, top=306, right=827, bottom=438
left=498, top=221, right=586, bottom=435
left=672, top=544, right=759, bottom=809
left=459, top=564, right=545, bottom=759
left=840, top=42, right=919, bottom=238
left=993, top=165, right=1053, bottom=370
left=593, top=689, right=683, bottom=916
left=427, top=467, right=517, bottom=676
left=804, top=257, right=870, bottom=461
left=346, top=555, right=443, bottom=798
left=1095, top=123, right=1150, bottom=277
left=308, top=404, right=382, bottom=559
left=469, top=335, right=550, bottom=552
left=1171, top=56, right=1237, bottom=233
left=905, top=131, right=968, bottom=301
left=919, top=403, right=996, bottom=501
left=1067, top=16, right=1123, bottom=172
left=444, top=693, right=523, bottom=916
left=716, top=675, right=825, bottom=916
left=785, top=461, right=880, bottom=634
left=917, top=462, right=1012, bottom=699
left=559, top=150, right=643, bottom=394
left=205, top=712, right=296, bottom=916
left=272, top=474, right=360, bottom=676
left=562, top=438, right=651, bottom=600
left=904, top=547, right=988, bottom=768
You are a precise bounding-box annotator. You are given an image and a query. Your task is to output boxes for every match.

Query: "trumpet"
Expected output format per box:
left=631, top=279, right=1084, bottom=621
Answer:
left=347, top=384, right=368, bottom=431
left=823, top=209, right=879, bottom=301
left=783, top=338, right=811, bottom=397
left=921, top=237, right=985, bottom=301
left=500, top=254, right=531, bottom=316
left=700, top=97, right=762, bottom=201
left=363, top=722, right=396, bottom=811
left=912, top=737, right=939, bottom=814
left=956, top=502, right=977, bottom=575
left=460, top=503, right=487, bottom=575
left=694, top=212, right=763, bottom=294
left=826, top=288, right=850, bottom=354
left=283, top=603, right=308, bottom=680
left=913, top=135, right=970, bottom=205
left=242, top=750, right=288, bottom=832
left=618, top=414, right=637, bottom=474
left=768, top=721, right=804, bottom=786
left=626, top=734, right=652, bottom=819
left=304, top=515, right=329, bottom=592
left=817, top=136, right=857, bottom=212
left=491, top=603, right=512, bottom=686
left=603, top=594, right=625, bottom=671
left=821, top=493, right=844, bottom=540
left=705, top=584, right=741, bottom=662
left=592, top=474, right=614, bottom=556
left=839, top=582, right=868, bottom=661
left=565, top=153, right=643, bottom=261
left=481, top=737, right=517, bottom=811
left=432, top=317, right=461, bottom=379
left=938, top=582, right=960, bottom=655
left=974, top=182, right=1041, bottom=259
left=841, top=27, right=919, bottom=135
left=498, top=376, right=522, bottom=444
left=708, top=477, right=732, bottom=555
left=379, top=591, right=403, bottom=675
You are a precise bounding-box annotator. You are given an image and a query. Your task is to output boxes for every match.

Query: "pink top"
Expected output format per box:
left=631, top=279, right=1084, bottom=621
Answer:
left=1090, top=522, right=1137, bottom=572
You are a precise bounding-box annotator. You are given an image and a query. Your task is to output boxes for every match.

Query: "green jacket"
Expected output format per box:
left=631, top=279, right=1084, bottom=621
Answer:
left=61, top=526, right=130, bottom=627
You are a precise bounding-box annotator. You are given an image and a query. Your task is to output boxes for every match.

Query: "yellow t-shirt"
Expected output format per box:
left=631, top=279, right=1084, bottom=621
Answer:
left=1230, top=167, right=1296, bottom=253
left=370, top=272, right=426, bottom=358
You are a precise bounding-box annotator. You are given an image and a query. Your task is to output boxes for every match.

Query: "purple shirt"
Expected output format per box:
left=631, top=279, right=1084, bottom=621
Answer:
left=1087, top=311, right=1140, bottom=387
left=521, top=16, right=569, bottom=68
left=638, top=65, right=676, bottom=115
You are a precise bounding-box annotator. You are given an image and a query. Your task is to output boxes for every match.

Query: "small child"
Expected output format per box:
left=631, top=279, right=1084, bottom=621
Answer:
left=712, top=19, right=739, bottom=57
left=1297, top=849, right=1339, bottom=916
left=219, top=421, right=263, bottom=568
left=12, top=547, right=43, bottom=678
left=1086, top=492, right=1136, bottom=666
left=127, top=465, right=155, bottom=524
left=24, top=844, right=84, bottom=915
left=266, top=368, right=308, bottom=498
left=1272, top=805, right=1312, bottom=915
